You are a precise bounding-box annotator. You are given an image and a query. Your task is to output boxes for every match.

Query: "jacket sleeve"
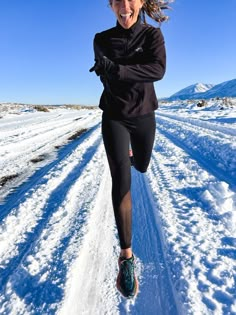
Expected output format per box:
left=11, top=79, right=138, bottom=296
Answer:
left=92, top=34, right=106, bottom=84
left=93, top=34, right=113, bottom=88
left=93, top=33, right=107, bottom=61
left=118, top=28, right=166, bottom=83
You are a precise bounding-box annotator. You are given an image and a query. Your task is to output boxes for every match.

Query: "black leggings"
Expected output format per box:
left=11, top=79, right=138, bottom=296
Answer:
left=102, top=112, right=156, bottom=249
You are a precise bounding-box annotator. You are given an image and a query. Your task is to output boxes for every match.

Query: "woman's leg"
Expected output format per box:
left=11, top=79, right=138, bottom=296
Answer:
left=130, top=113, right=156, bottom=173
left=102, top=114, right=133, bottom=253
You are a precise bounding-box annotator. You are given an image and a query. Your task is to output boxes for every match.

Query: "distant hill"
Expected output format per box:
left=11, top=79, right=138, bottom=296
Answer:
left=169, top=83, right=215, bottom=100
left=166, top=79, right=236, bottom=101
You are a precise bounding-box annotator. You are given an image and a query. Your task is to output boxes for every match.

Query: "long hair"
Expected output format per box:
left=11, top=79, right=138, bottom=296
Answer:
left=141, top=0, right=174, bottom=24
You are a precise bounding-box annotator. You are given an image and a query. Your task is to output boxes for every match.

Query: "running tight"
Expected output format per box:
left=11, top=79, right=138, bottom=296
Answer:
left=102, top=112, right=156, bottom=249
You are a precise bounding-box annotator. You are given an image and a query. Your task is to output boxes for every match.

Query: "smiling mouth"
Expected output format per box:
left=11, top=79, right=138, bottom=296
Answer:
left=120, top=13, right=133, bottom=19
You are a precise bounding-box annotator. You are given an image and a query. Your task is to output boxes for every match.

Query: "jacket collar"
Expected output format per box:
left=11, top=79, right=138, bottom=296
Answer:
left=116, top=15, right=143, bottom=35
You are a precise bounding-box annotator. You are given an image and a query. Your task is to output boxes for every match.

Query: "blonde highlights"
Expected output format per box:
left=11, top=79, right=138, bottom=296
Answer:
left=142, top=0, right=174, bottom=23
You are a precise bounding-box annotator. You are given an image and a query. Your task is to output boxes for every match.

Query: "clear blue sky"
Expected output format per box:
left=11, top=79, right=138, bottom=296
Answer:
left=0, top=0, right=235, bottom=105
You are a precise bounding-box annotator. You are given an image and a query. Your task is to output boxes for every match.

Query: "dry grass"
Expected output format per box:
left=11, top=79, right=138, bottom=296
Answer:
left=33, top=105, right=50, bottom=112
left=67, top=129, right=88, bottom=141
left=30, top=155, right=47, bottom=163
left=0, top=174, right=19, bottom=187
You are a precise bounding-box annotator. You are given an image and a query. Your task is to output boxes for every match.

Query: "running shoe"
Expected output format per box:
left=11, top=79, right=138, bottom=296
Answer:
left=116, top=255, right=139, bottom=298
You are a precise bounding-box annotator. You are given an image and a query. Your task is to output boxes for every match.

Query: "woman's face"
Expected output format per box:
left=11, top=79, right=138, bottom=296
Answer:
left=110, top=0, right=144, bottom=29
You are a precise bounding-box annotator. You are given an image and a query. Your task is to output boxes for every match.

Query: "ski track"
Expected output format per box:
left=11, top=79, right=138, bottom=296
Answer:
left=0, top=105, right=236, bottom=314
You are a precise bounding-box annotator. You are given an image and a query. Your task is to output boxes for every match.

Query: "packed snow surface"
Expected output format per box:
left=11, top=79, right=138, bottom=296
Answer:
left=0, top=99, right=235, bottom=315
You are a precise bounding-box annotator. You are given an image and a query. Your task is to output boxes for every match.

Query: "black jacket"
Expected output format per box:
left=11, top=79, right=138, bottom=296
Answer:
left=93, top=17, right=166, bottom=119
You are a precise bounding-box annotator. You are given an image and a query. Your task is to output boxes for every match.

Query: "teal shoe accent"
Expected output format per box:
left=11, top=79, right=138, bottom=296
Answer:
left=116, top=255, right=138, bottom=298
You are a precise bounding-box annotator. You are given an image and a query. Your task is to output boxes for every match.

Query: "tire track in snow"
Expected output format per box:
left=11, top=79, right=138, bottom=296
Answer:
left=0, top=122, right=100, bottom=218
left=147, top=131, right=236, bottom=314
left=124, top=169, right=180, bottom=315
left=0, top=124, right=102, bottom=292
left=58, top=160, right=180, bottom=315
left=158, top=112, right=236, bottom=137
left=0, top=112, right=100, bottom=186
left=0, top=110, right=89, bottom=141
left=0, top=107, right=235, bottom=314
left=0, top=112, right=63, bottom=134
left=156, top=115, right=236, bottom=189
left=58, top=165, right=120, bottom=315
left=1, top=113, right=93, bottom=148
left=0, top=140, right=110, bottom=315
left=0, top=114, right=77, bottom=145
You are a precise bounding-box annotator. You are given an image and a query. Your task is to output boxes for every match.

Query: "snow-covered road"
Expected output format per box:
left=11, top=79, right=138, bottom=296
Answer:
left=0, top=101, right=235, bottom=314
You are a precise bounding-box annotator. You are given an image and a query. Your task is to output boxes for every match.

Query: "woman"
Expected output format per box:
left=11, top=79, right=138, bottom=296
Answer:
left=90, top=0, right=172, bottom=298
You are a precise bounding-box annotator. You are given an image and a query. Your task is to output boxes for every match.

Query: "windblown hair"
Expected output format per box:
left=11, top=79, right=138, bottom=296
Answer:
left=141, top=0, right=174, bottom=23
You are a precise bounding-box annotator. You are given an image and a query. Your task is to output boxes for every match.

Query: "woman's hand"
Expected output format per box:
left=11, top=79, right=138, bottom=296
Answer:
left=89, top=56, right=119, bottom=79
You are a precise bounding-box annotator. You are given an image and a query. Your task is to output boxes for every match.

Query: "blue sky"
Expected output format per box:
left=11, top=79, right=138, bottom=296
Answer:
left=0, top=0, right=235, bottom=105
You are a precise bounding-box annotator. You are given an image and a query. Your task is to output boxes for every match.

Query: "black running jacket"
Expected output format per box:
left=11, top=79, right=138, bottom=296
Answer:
left=93, top=17, right=166, bottom=119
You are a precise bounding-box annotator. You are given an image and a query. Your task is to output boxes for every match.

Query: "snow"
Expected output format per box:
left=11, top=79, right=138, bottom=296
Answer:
left=170, top=83, right=215, bottom=98
left=0, top=100, right=236, bottom=314
left=167, top=78, right=236, bottom=100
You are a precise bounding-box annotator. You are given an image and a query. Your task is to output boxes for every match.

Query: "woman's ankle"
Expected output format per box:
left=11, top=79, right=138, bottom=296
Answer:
left=120, top=248, right=133, bottom=259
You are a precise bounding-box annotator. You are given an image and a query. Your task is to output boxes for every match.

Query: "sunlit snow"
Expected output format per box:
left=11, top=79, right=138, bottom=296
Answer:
left=0, top=99, right=235, bottom=314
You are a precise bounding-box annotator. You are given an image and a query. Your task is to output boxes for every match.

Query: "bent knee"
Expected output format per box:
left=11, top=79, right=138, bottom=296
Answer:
left=134, top=164, right=148, bottom=173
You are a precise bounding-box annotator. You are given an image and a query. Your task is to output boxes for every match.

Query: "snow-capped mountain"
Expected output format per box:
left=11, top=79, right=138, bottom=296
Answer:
left=199, top=78, right=236, bottom=99
left=166, top=78, right=236, bottom=100
left=169, top=83, right=214, bottom=100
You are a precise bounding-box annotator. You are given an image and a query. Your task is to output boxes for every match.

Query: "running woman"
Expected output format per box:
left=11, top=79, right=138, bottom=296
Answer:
left=90, top=0, right=172, bottom=298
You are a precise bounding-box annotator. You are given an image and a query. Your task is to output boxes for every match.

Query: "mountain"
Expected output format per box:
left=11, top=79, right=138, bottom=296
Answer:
left=169, top=83, right=214, bottom=100
left=166, top=79, right=236, bottom=101
left=198, top=79, right=236, bottom=99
